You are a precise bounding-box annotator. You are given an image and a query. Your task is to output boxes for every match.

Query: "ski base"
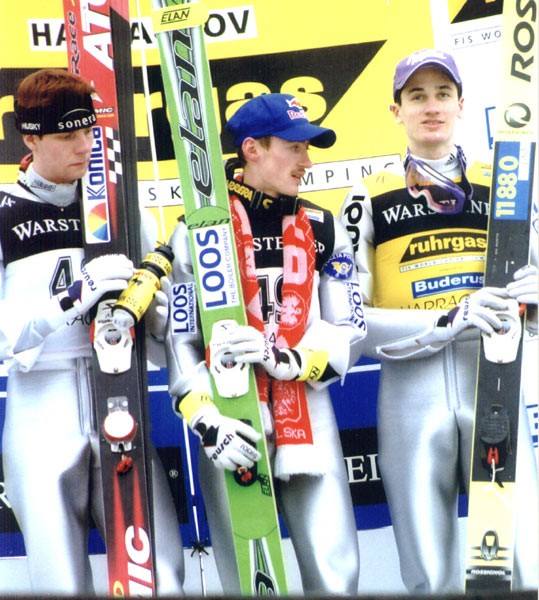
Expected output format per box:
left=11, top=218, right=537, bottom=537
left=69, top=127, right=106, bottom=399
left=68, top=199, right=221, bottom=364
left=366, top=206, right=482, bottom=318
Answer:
left=464, top=0, right=537, bottom=590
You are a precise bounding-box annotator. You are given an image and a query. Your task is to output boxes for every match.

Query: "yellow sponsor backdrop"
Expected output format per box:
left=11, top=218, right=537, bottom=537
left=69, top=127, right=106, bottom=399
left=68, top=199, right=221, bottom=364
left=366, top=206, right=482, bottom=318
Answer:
left=0, top=0, right=435, bottom=238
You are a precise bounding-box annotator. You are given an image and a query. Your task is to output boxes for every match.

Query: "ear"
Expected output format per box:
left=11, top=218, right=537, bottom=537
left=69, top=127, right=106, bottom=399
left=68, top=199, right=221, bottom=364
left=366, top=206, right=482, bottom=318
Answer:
left=22, top=134, right=37, bottom=152
left=457, top=96, right=464, bottom=118
left=241, top=137, right=259, bottom=161
left=390, top=103, right=402, bottom=124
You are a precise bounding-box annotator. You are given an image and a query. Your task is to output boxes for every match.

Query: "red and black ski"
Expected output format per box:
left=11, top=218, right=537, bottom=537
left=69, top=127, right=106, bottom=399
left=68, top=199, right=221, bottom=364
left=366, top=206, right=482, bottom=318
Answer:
left=63, top=0, right=156, bottom=595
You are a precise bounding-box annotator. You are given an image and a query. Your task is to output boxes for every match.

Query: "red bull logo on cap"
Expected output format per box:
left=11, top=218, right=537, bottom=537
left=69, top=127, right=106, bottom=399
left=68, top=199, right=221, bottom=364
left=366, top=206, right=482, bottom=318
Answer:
left=286, top=96, right=307, bottom=120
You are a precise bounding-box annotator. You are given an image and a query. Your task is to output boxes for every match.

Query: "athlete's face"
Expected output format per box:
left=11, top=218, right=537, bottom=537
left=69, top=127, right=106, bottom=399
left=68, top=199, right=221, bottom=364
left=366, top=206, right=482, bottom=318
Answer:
left=242, top=136, right=313, bottom=198
left=23, top=128, right=94, bottom=184
left=391, top=66, right=463, bottom=159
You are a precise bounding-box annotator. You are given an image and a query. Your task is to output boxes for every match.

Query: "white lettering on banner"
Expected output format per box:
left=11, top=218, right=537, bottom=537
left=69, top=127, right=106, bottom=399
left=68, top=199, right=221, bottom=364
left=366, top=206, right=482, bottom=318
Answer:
left=203, top=6, right=258, bottom=43
left=99, top=158, right=406, bottom=208
left=28, top=19, right=65, bottom=51
left=144, top=180, right=183, bottom=206
left=344, top=453, right=381, bottom=483
left=29, top=6, right=256, bottom=53
left=131, top=17, right=155, bottom=50
left=299, top=155, right=400, bottom=193
left=451, top=24, right=502, bottom=49
left=0, top=483, right=12, bottom=510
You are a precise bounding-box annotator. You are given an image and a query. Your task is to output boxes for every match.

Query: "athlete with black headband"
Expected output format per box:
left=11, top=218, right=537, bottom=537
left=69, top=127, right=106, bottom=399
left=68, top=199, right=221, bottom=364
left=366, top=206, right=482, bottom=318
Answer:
left=339, top=49, right=538, bottom=594
left=0, top=69, right=184, bottom=595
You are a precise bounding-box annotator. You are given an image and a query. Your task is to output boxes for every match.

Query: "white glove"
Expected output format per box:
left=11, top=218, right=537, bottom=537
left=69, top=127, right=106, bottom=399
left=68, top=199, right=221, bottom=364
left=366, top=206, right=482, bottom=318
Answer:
left=225, top=325, right=302, bottom=380
left=145, top=276, right=170, bottom=341
left=188, top=401, right=262, bottom=470
left=58, top=254, right=133, bottom=316
left=506, top=264, right=538, bottom=305
left=445, top=287, right=510, bottom=337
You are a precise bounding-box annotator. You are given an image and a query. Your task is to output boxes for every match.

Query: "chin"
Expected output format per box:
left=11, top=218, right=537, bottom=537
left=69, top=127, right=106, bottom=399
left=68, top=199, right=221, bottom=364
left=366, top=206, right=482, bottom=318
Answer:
left=286, top=185, right=300, bottom=197
left=71, top=168, right=89, bottom=181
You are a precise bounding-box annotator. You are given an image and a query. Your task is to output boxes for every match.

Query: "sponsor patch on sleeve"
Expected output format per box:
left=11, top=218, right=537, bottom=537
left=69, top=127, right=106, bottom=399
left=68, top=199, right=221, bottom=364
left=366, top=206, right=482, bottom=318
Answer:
left=170, top=281, right=198, bottom=335
left=345, top=281, right=366, bottom=331
left=323, top=252, right=354, bottom=280
left=303, top=207, right=325, bottom=223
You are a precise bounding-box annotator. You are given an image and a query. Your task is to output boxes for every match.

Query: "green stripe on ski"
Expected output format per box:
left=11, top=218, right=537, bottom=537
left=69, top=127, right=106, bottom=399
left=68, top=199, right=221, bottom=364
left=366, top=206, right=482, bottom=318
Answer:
left=151, top=0, right=288, bottom=593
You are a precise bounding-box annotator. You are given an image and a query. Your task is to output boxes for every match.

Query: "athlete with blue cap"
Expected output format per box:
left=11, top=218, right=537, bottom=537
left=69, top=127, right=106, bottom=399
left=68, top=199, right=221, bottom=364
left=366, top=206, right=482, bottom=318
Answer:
left=165, top=92, right=366, bottom=594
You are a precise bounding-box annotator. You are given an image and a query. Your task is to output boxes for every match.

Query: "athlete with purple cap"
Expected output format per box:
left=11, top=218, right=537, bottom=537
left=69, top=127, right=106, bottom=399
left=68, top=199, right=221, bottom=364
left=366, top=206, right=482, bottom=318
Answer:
left=340, top=49, right=538, bottom=594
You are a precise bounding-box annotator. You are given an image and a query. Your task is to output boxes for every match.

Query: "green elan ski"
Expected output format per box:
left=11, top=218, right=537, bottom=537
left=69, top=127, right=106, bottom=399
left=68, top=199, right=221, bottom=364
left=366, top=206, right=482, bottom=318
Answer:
left=151, top=0, right=288, bottom=594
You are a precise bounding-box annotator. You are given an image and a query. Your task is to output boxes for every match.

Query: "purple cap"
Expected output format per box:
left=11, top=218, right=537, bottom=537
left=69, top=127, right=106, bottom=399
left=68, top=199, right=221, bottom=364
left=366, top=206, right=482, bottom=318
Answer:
left=227, top=93, right=336, bottom=148
left=393, top=49, right=462, bottom=101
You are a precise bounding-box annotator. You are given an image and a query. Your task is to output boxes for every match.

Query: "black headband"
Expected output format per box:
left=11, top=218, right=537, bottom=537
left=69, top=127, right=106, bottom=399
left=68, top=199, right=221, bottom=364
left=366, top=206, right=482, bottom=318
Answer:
left=15, top=91, right=96, bottom=135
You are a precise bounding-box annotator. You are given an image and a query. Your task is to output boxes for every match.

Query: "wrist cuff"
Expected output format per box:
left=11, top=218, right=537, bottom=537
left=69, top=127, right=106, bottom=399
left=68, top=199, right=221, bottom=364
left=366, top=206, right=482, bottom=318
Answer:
left=177, top=391, right=214, bottom=423
left=437, top=306, right=460, bottom=328
left=296, top=348, right=329, bottom=381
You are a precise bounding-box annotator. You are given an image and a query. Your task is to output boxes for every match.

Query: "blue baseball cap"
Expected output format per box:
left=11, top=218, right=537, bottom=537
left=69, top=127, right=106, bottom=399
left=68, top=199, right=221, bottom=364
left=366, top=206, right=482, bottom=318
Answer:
left=227, top=93, right=336, bottom=148
left=393, top=49, right=462, bottom=101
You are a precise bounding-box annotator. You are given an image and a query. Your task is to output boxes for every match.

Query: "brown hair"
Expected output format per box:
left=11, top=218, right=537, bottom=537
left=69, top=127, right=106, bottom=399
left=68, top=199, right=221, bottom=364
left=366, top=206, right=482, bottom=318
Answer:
left=16, top=68, right=95, bottom=109
left=236, top=135, right=272, bottom=167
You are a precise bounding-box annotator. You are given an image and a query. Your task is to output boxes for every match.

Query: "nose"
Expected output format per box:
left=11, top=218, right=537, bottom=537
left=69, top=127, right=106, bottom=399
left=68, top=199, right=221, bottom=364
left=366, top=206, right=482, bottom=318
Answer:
left=299, top=147, right=313, bottom=169
left=424, top=95, right=441, bottom=112
left=74, top=130, right=94, bottom=154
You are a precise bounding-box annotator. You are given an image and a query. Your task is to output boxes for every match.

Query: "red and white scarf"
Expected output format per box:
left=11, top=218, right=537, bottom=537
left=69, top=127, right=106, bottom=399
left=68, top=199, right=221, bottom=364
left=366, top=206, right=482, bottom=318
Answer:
left=231, top=195, right=323, bottom=480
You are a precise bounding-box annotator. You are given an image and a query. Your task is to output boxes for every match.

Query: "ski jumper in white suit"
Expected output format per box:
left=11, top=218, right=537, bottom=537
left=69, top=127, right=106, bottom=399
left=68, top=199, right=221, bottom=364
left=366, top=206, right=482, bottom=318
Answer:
left=165, top=174, right=367, bottom=595
left=0, top=160, right=185, bottom=595
left=339, top=151, right=538, bottom=594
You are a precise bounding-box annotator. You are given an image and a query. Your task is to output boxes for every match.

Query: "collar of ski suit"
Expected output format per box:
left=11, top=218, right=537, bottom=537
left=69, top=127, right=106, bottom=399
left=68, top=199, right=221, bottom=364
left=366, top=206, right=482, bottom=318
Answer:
left=226, top=176, right=301, bottom=217
left=17, top=156, right=79, bottom=208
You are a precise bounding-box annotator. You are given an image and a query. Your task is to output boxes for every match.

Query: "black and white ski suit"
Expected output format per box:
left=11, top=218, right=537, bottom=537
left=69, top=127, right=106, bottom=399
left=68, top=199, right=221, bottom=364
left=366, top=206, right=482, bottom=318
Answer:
left=165, top=192, right=367, bottom=595
left=339, top=156, right=538, bottom=594
left=0, top=164, right=184, bottom=595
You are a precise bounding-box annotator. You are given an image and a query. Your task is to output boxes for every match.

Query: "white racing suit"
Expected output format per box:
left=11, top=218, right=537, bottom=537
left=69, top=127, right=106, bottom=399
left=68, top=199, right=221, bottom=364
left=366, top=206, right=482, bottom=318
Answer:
left=166, top=193, right=367, bottom=595
left=0, top=167, right=184, bottom=595
left=339, top=159, right=538, bottom=594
